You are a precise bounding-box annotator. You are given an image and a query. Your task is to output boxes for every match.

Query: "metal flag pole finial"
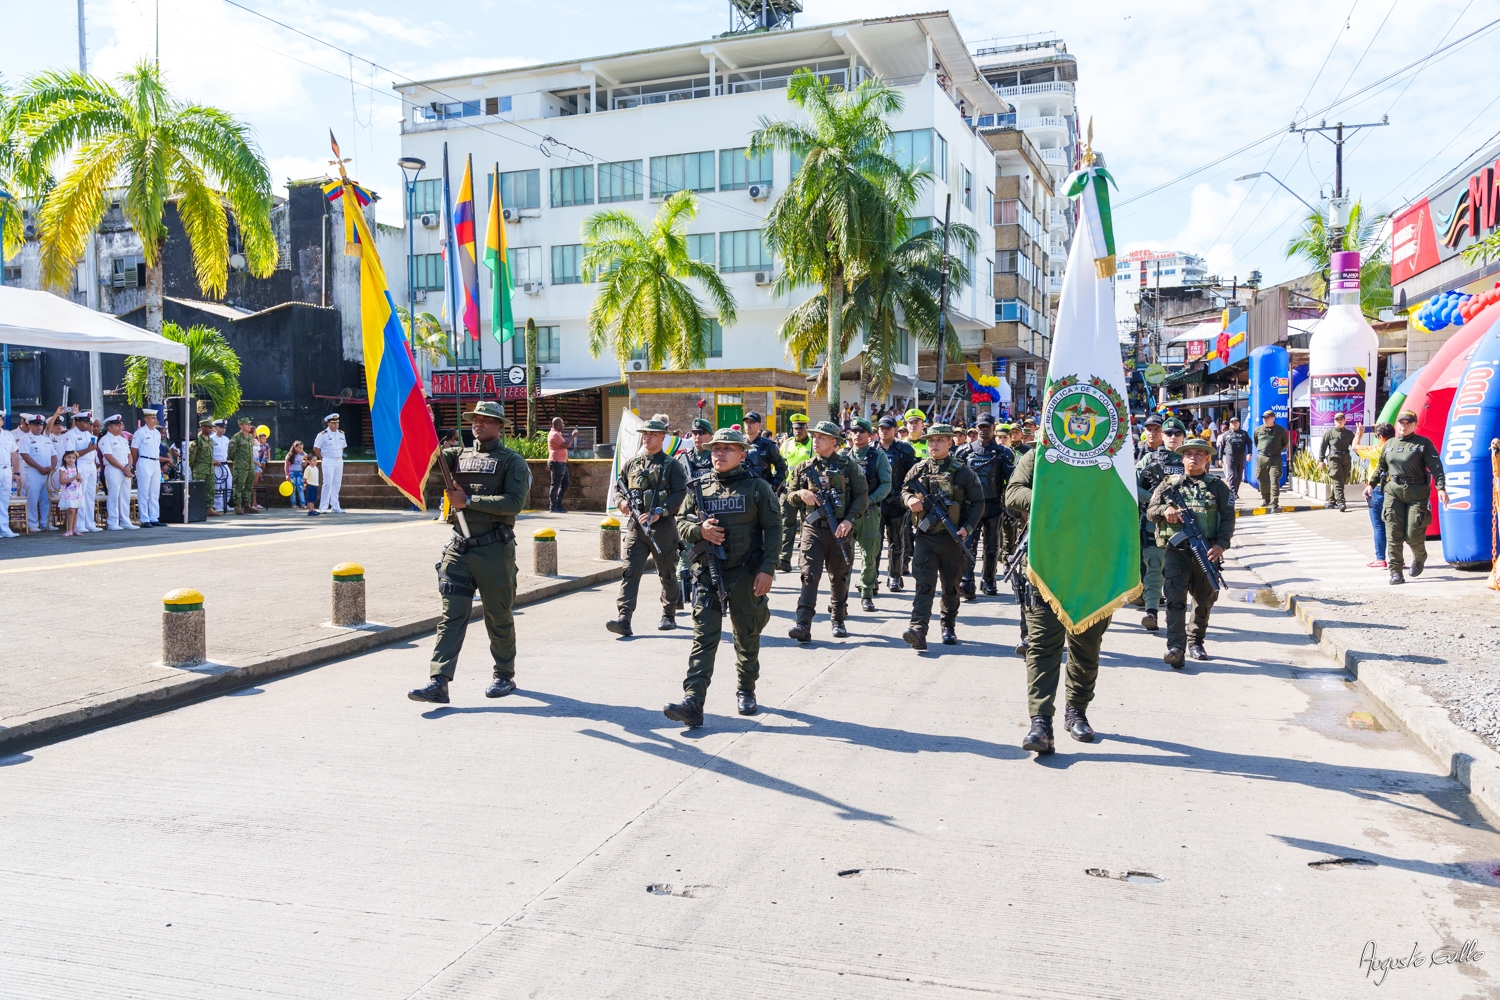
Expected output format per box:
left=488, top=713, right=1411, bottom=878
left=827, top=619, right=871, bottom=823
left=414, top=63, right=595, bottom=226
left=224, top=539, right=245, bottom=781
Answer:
left=1082, top=117, right=1096, bottom=168
left=328, top=130, right=352, bottom=179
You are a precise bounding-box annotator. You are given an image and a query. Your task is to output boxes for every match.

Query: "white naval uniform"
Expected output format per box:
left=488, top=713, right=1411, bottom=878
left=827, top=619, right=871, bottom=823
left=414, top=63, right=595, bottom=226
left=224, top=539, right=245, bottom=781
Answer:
left=20, top=434, right=57, bottom=532
left=98, top=431, right=136, bottom=529
left=313, top=428, right=347, bottom=512
left=211, top=432, right=231, bottom=511
left=0, top=427, right=18, bottom=537
left=63, top=427, right=101, bottom=531
left=133, top=423, right=163, bottom=524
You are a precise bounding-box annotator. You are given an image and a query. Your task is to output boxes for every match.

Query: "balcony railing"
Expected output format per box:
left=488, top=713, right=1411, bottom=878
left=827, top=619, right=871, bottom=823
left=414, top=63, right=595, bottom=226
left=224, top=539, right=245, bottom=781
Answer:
left=1039, top=147, right=1071, bottom=166
left=968, top=112, right=1017, bottom=130
left=1019, top=115, right=1069, bottom=131
left=993, top=81, right=1075, bottom=98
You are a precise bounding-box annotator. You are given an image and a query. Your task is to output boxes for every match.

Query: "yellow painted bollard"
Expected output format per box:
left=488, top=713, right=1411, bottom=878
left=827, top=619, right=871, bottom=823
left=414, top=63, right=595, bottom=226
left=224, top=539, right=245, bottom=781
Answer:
left=332, top=563, right=366, bottom=626
left=534, top=528, right=559, bottom=576
left=162, top=589, right=207, bottom=667
left=599, top=517, right=621, bottom=561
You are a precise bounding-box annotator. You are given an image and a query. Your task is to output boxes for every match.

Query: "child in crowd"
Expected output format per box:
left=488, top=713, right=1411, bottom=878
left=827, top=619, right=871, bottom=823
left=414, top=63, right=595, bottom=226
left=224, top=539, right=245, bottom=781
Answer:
left=285, top=440, right=307, bottom=508
left=57, top=450, right=83, bottom=536
left=303, top=454, right=321, bottom=515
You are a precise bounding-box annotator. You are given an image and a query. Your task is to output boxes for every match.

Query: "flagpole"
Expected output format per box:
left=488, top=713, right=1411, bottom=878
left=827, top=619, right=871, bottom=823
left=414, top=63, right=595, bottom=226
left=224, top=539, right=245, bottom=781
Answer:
left=442, top=142, right=462, bottom=443
left=933, top=193, right=953, bottom=422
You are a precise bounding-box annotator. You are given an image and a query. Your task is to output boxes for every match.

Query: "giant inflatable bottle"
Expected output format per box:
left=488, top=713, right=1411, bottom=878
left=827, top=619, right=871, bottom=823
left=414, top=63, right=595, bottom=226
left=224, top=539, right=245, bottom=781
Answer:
left=1308, top=251, right=1379, bottom=455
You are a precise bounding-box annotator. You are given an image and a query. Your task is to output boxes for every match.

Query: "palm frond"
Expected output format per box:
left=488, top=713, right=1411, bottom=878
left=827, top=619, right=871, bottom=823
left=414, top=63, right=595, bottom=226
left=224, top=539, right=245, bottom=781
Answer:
left=123, top=322, right=242, bottom=415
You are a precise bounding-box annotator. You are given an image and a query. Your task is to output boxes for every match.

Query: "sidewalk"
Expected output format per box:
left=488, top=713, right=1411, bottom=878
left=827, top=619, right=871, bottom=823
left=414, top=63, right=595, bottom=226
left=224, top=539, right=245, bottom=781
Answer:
left=0, top=507, right=621, bottom=750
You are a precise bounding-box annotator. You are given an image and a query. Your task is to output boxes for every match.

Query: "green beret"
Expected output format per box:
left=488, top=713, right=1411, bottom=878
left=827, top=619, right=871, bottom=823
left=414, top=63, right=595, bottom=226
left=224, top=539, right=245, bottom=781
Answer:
left=710, top=428, right=748, bottom=448
left=690, top=417, right=713, bottom=433
left=850, top=417, right=873, bottom=433
left=1162, top=417, right=1187, bottom=433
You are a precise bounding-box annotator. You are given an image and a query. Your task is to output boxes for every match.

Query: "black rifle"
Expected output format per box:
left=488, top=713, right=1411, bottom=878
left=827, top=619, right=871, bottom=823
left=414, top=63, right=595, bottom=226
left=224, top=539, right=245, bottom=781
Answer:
left=615, top=472, right=665, bottom=561
left=688, top=474, right=731, bottom=612
left=803, top=465, right=852, bottom=564
left=1001, top=524, right=1031, bottom=605
left=1162, top=483, right=1227, bottom=595
left=911, top=476, right=975, bottom=568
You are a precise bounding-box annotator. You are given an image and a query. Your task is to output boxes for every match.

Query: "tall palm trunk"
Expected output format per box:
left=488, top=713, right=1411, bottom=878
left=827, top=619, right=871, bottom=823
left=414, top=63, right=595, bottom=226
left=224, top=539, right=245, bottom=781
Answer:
left=858, top=354, right=868, bottom=417
left=826, top=269, right=844, bottom=422
left=145, top=252, right=166, bottom=403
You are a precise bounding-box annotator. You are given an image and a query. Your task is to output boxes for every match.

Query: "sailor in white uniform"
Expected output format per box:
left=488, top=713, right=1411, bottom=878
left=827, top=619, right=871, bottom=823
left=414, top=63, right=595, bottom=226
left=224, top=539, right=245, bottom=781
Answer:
left=0, top=410, right=19, bottom=538
left=99, top=414, right=138, bottom=530
left=132, top=407, right=164, bottom=527
left=313, top=413, right=346, bottom=513
left=211, top=418, right=231, bottom=512
left=19, top=414, right=57, bottom=532
left=64, top=412, right=102, bottom=532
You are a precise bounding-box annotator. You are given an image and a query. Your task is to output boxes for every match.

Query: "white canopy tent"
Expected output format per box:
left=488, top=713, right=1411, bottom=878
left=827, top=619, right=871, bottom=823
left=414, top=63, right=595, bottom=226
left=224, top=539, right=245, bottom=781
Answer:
left=1, top=286, right=195, bottom=523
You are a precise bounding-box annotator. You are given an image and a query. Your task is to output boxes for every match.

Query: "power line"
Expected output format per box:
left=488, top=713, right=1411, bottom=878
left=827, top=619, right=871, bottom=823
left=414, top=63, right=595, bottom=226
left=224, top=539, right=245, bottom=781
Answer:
left=1331, top=0, right=1398, bottom=105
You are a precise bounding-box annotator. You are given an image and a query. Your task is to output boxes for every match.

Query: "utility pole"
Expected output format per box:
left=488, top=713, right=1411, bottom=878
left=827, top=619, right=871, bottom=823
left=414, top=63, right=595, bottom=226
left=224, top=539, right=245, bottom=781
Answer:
left=1291, top=117, right=1389, bottom=256
left=79, top=0, right=105, bottom=419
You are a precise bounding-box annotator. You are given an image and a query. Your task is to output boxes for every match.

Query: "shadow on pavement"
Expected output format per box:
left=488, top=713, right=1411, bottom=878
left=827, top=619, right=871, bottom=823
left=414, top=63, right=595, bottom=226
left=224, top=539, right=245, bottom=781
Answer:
left=1271, top=835, right=1500, bottom=888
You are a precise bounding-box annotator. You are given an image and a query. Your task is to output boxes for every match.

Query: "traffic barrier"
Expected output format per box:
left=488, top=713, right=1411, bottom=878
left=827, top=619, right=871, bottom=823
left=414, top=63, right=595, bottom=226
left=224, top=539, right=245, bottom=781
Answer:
left=534, top=528, right=558, bottom=576
left=162, top=589, right=207, bottom=666
left=332, top=563, right=366, bottom=626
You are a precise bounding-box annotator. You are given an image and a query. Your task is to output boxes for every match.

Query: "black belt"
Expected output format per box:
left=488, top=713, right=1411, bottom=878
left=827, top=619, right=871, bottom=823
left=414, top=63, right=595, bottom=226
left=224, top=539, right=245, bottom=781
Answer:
left=448, top=524, right=515, bottom=554
left=1393, top=475, right=1430, bottom=486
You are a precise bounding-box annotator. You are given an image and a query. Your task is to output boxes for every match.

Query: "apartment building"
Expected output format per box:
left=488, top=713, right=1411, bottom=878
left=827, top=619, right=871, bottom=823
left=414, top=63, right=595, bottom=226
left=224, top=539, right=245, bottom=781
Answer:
left=394, top=12, right=1003, bottom=428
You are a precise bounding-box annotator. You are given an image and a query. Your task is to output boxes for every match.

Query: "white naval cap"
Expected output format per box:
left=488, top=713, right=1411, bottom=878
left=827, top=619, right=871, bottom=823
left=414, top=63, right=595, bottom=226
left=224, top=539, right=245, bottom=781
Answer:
left=324, top=412, right=341, bottom=422
left=73, top=410, right=92, bottom=420
left=104, top=413, right=123, bottom=425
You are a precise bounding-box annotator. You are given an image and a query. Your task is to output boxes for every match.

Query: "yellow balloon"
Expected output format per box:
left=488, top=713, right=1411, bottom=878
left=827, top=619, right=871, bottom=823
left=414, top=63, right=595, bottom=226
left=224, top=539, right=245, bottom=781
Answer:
left=256, top=425, right=271, bottom=438
left=278, top=480, right=294, bottom=497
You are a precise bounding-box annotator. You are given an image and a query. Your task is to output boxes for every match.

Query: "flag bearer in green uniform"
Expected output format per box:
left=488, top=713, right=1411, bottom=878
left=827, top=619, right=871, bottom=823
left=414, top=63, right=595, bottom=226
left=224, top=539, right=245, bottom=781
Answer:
left=664, top=429, right=780, bottom=728
left=901, top=424, right=982, bottom=650
left=787, top=420, right=868, bottom=642
left=1373, top=409, right=1448, bottom=585
left=843, top=418, right=892, bottom=613
left=776, top=414, right=814, bottom=571
left=409, top=402, right=532, bottom=704
left=1146, top=438, right=1236, bottom=667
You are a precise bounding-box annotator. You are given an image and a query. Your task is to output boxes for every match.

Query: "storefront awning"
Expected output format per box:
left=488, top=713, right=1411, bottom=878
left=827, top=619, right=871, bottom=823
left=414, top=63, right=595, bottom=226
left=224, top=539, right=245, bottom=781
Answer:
left=537, top=376, right=622, bottom=398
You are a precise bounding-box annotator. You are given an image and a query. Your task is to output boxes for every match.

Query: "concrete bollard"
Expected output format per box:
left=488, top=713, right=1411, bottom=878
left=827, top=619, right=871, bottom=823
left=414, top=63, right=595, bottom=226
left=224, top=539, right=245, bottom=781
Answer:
left=534, top=528, right=559, bottom=576
left=332, top=562, right=366, bottom=626
left=162, top=589, right=207, bottom=666
left=599, top=517, right=621, bottom=561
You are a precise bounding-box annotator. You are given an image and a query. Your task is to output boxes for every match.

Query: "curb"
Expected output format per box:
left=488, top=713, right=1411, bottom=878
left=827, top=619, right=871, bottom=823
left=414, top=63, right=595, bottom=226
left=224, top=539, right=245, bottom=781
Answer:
left=1272, top=587, right=1500, bottom=822
left=1236, top=504, right=1322, bottom=515
left=0, top=564, right=624, bottom=756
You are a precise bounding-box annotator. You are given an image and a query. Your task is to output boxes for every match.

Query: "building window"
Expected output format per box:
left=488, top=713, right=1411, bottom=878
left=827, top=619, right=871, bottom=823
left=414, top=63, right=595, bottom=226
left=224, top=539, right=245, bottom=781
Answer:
left=996, top=249, right=1039, bottom=285
left=719, top=147, right=773, bottom=190
left=4, top=264, right=21, bottom=284
left=507, top=246, right=542, bottom=286
left=551, top=244, right=586, bottom=284
left=995, top=199, right=1042, bottom=240
left=598, top=160, right=643, bottom=203
left=719, top=230, right=772, bottom=273
left=650, top=151, right=715, bottom=197
left=453, top=329, right=481, bottom=367
left=986, top=258, right=994, bottom=291
left=702, top=318, right=723, bottom=359
left=419, top=100, right=481, bottom=121
left=961, top=167, right=974, bottom=211
left=483, top=96, right=513, bottom=115
left=490, top=169, right=540, bottom=211
left=790, top=145, right=807, bottom=177
left=409, top=178, right=443, bottom=217
left=898, top=328, right=910, bottom=366
left=996, top=298, right=1033, bottom=328
left=514, top=325, right=561, bottom=364
left=109, top=255, right=146, bottom=288
left=908, top=217, right=940, bottom=236
left=550, top=165, right=593, bottom=207
left=411, top=252, right=445, bottom=291
left=985, top=188, right=994, bottom=224
left=687, top=233, right=716, bottom=265
left=889, top=129, right=935, bottom=174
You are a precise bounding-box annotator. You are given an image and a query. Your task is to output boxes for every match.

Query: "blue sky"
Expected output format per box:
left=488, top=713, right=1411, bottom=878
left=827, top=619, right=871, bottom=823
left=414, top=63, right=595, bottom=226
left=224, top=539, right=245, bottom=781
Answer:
left=4, top=0, right=1498, bottom=286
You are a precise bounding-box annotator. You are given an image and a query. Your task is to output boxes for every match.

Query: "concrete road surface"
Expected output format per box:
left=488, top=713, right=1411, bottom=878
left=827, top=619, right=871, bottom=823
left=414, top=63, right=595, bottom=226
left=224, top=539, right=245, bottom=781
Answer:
left=4, top=562, right=1499, bottom=998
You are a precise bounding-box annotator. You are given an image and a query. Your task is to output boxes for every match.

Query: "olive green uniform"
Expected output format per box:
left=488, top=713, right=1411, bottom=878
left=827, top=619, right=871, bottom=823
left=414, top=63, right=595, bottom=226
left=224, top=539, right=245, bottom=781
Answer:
left=1146, top=472, right=1235, bottom=651
left=1252, top=422, right=1288, bottom=509
left=430, top=439, right=532, bottom=681
left=788, top=451, right=868, bottom=628
left=1374, top=433, right=1446, bottom=573
left=678, top=467, right=780, bottom=700
left=226, top=430, right=257, bottom=506
left=1135, top=446, right=1184, bottom=614
left=844, top=443, right=892, bottom=599
left=677, top=446, right=715, bottom=600
left=617, top=450, right=687, bottom=617
left=188, top=434, right=215, bottom=482
left=1006, top=449, right=1111, bottom=719
left=902, top=455, right=982, bottom=631
left=1319, top=425, right=1356, bottom=509
left=778, top=434, right=814, bottom=565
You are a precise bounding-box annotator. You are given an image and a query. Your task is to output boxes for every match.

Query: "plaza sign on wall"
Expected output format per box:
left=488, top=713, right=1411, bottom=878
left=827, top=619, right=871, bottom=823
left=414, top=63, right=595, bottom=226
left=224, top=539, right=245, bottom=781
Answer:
left=430, top=369, right=540, bottom=400
left=1392, top=148, right=1500, bottom=285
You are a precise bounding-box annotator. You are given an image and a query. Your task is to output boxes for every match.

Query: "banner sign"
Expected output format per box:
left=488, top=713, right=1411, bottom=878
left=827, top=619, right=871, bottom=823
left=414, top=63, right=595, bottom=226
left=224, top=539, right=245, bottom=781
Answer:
left=1441, top=308, right=1500, bottom=565
left=1247, top=345, right=1290, bottom=488
left=430, top=371, right=539, bottom=399
left=1309, top=371, right=1368, bottom=433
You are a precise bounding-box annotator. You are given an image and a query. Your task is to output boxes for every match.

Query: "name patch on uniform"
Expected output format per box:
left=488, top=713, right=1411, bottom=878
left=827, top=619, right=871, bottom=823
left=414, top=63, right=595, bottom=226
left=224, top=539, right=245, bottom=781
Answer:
left=702, top=493, right=748, bottom=515
left=457, top=455, right=498, bottom=474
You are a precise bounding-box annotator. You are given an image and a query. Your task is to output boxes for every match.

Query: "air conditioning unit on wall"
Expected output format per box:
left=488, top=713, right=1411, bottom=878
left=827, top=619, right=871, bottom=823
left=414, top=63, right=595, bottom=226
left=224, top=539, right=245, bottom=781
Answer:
left=502, top=207, right=517, bottom=222
left=521, top=281, right=542, bottom=294
left=419, top=213, right=439, bottom=228
left=748, top=184, right=770, bottom=201
left=753, top=271, right=773, bottom=286
left=629, top=360, right=646, bottom=372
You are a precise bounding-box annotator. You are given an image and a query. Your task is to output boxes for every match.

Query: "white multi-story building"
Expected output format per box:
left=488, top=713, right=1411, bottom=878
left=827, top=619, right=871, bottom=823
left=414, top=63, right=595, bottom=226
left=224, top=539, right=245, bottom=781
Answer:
left=394, top=12, right=1003, bottom=427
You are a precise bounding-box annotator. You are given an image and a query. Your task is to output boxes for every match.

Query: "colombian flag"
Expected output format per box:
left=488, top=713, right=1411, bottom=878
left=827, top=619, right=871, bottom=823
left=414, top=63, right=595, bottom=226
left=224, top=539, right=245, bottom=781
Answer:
left=454, top=156, right=482, bottom=342
left=965, top=362, right=1002, bottom=402
left=483, top=164, right=515, bottom=344
left=333, top=167, right=439, bottom=508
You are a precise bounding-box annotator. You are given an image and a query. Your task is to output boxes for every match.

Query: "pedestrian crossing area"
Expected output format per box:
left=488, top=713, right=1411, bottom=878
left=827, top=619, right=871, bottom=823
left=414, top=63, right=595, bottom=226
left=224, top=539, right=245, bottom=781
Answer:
left=1230, top=514, right=1391, bottom=593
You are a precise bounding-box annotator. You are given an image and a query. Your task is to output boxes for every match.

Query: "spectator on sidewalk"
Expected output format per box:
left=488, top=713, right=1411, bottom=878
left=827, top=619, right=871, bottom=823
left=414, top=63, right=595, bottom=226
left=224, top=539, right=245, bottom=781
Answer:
left=252, top=428, right=270, bottom=512
left=1359, top=422, right=1396, bottom=568
left=57, top=450, right=83, bottom=536
left=1217, top=416, right=1251, bottom=493
left=284, top=441, right=308, bottom=508
left=303, top=455, right=321, bottom=515
left=546, top=416, right=578, bottom=513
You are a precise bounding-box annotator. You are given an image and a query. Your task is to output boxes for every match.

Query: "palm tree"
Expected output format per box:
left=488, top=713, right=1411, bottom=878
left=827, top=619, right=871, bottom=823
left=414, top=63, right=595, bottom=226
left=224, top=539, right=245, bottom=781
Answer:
left=1284, top=200, right=1391, bottom=318
left=0, top=79, right=50, bottom=260
left=751, top=69, right=919, bottom=421
left=581, top=190, right=737, bottom=378
left=123, top=322, right=242, bottom=417
left=396, top=306, right=454, bottom=368
left=14, top=60, right=276, bottom=399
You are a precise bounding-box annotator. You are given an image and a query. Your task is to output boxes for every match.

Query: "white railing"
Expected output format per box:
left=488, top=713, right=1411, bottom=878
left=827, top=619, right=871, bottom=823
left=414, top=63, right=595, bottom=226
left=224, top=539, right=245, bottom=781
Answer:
left=993, top=81, right=1075, bottom=98
left=1019, top=115, right=1069, bottom=131
left=1039, top=147, right=1071, bottom=165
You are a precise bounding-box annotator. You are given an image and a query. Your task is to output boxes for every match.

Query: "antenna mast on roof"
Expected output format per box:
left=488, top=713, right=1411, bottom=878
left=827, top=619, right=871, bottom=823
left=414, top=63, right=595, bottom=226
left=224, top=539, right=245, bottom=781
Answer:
left=727, top=0, right=802, bottom=34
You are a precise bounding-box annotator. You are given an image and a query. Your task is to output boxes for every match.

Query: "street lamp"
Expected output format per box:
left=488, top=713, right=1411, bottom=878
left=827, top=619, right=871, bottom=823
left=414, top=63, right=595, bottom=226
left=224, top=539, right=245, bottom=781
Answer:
left=397, top=156, right=426, bottom=349
left=1234, top=172, right=1320, bottom=215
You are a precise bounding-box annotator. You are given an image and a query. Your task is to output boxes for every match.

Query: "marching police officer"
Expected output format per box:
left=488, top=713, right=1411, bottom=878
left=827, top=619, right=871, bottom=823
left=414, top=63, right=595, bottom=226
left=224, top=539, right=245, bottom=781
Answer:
left=777, top=413, right=814, bottom=571
left=1006, top=446, right=1109, bottom=755
left=741, top=411, right=786, bottom=496
left=676, top=417, right=716, bottom=607
left=664, top=428, right=780, bottom=728
left=1319, top=411, right=1357, bottom=512
left=901, top=423, right=982, bottom=649
left=1147, top=437, right=1235, bottom=667
left=954, top=412, right=1014, bottom=599
left=410, top=401, right=532, bottom=703
left=843, top=418, right=892, bottom=613
left=787, top=420, right=868, bottom=642
left=876, top=415, right=917, bottom=591
left=1373, top=409, right=1448, bottom=585
left=1135, top=414, right=1185, bottom=632
left=1252, top=409, right=1288, bottom=512
left=610, top=416, right=687, bottom=635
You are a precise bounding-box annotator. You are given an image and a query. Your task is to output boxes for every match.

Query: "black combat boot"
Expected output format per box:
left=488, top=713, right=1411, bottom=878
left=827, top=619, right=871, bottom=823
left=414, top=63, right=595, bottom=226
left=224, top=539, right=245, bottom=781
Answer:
left=861, top=596, right=877, bottom=613
left=777, top=560, right=793, bottom=573
left=1410, top=557, right=1425, bottom=578
left=940, top=624, right=958, bottom=645
left=486, top=676, right=517, bottom=698
left=902, top=623, right=928, bottom=650
left=830, top=619, right=849, bottom=639
left=1015, top=639, right=1030, bottom=656
left=663, top=694, right=705, bottom=728
left=658, top=612, right=677, bottom=631
left=788, top=616, right=812, bottom=643
left=606, top=611, right=633, bottom=636
left=1064, top=705, right=1095, bottom=742
left=736, top=690, right=758, bottom=716
left=1141, top=611, right=1159, bottom=632
left=888, top=576, right=904, bottom=592
left=1022, top=716, right=1054, bottom=754
left=1389, top=569, right=1405, bottom=586
left=959, top=581, right=976, bottom=602
left=1188, top=641, right=1208, bottom=661
left=1164, top=647, right=1185, bottom=669
left=981, top=580, right=999, bottom=596
left=408, top=677, right=450, bottom=703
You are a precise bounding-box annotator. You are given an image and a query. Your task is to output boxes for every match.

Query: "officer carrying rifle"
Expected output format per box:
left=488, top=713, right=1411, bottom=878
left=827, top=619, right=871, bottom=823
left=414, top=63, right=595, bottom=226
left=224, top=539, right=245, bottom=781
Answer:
left=1146, top=437, right=1235, bottom=668
left=901, top=423, right=981, bottom=650
left=609, top=417, right=687, bottom=637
